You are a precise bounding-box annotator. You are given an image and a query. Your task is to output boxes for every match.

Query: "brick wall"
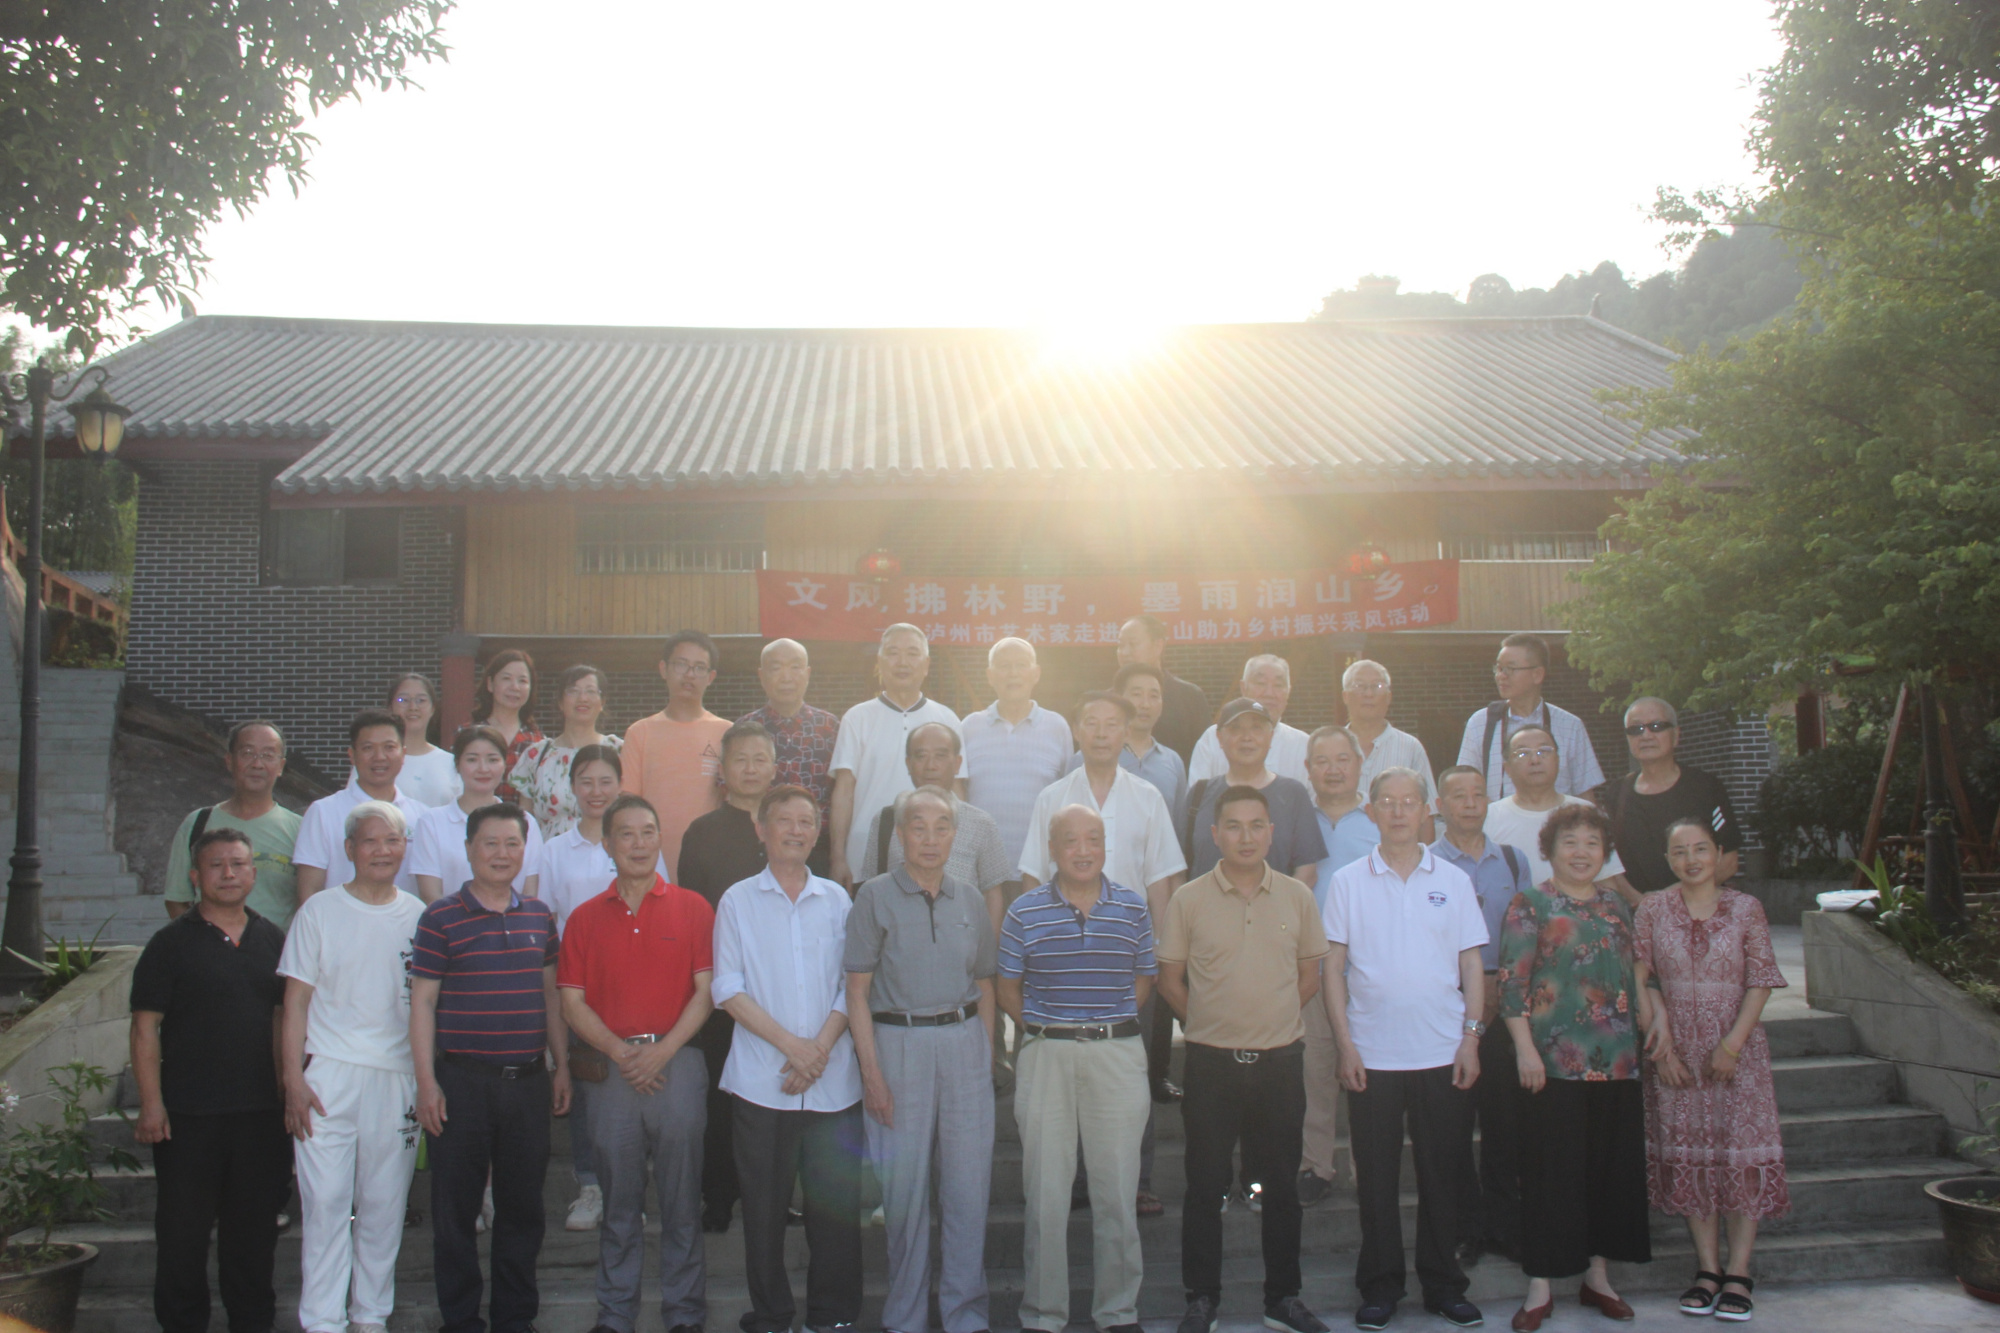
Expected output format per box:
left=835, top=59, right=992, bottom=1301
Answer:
left=1675, top=709, right=1774, bottom=852
left=126, top=462, right=460, bottom=778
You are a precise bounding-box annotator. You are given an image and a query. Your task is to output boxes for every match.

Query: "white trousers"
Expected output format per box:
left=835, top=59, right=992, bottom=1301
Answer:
left=294, top=1056, right=420, bottom=1332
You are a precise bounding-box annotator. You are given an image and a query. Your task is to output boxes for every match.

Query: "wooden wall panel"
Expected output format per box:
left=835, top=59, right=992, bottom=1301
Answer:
left=1456, top=560, right=1590, bottom=631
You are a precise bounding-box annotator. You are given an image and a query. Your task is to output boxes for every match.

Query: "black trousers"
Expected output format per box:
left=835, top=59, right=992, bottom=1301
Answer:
left=732, top=1096, right=864, bottom=1332
left=1180, top=1041, right=1305, bottom=1303
left=151, top=1108, right=292, bottom=1333
left=697, top=1012, right=740, bottom=1218
left=1347, top=1065, right=1472, bottom=1305
left=1518, top=1078, right=1652, bottom=1279
left=1146, top=990, right=1176, bottom=1086
left=1458, top=1022, right=1525, bottom=1252
left=429, top=1059, right=552, bottom=1333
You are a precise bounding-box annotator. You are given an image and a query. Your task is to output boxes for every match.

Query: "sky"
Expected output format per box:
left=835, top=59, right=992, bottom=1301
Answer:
left=178, top=1, right=1784, bottom=336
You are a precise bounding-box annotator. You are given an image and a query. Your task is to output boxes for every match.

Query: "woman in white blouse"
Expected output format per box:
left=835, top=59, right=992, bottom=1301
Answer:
left=409, top=725, right=542, bottom=902
left=508, top=664, right=620, bottom=839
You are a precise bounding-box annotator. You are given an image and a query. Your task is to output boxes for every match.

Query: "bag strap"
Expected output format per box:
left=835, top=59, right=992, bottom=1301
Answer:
left=873, top=803, right=897, bottom=877
left=1183, top=778, right=1212, bottom=858
left=1499, top=842, right=1522, bottom=884
left=1479, top=700, right=1509, bottom=790
left=187, top=805, right=215, bottom=854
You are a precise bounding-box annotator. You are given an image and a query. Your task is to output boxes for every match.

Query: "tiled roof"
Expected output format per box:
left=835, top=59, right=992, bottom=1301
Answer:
left=84, top=315, right=1688, bottom=497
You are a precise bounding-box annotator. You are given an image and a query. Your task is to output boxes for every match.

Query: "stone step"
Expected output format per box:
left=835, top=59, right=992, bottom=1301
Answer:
left=1771, top=1055, right=1897, bottom=1113
left=1763, top=1009, right=1857, bottom=1059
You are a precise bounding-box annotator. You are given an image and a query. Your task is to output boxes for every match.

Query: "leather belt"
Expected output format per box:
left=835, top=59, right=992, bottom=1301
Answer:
left=1191, top=1039, right=1305, bottom=1066
left=440, top=1052, right=546, bottom=1079
left=1023, top=1019, right=1142, bottom=1042
left=621, top=1033, right=675, bottom=1044
left=871, top=1002, right=978, bottom=1028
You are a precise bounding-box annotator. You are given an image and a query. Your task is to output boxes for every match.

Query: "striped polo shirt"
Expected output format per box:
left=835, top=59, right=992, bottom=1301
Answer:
left=410, top=887, right=559, bottom=1064
left=998, top=877, right=1158, bottom=1025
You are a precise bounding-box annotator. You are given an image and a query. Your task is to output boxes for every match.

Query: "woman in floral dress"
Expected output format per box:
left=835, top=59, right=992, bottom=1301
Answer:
left=1635, top=817, right=1788, bottom=1322
left=1495, top=802, right=1653, bottom=1330
left=472, top=649, right=543, bottom=804
left=509, top=664, right=620, bottom=837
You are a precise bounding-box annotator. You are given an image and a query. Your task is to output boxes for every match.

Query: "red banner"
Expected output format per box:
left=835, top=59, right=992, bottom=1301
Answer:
left=757, top=562, right=1459, bottom=646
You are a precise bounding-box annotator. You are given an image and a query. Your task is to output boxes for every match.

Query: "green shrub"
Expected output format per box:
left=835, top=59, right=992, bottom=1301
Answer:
left=1755, top=739, right=1917, bottom=874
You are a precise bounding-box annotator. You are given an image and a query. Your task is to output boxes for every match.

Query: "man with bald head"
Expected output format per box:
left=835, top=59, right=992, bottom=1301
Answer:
left=740, top=637, right=840, bottom=824
left=829, top=624, right=964, bottom=888
left=1189, top=653, right=1310, bottom=787
left=999, top=805, right=1157, bottom=1333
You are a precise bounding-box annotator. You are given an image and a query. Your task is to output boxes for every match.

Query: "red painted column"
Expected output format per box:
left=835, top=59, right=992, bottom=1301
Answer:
left=439, top=631, right=479, bottom=742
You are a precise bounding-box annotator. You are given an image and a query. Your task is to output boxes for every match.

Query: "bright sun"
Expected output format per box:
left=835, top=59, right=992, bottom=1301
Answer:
left=1033, top=318, right=1175, bottom=368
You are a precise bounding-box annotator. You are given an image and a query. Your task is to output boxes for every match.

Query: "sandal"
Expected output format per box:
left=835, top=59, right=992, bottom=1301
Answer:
left=1679, top=1271, right=1723, bottom=1316
left=1135, top=1190, right=1164, bottom=1217
left=1713, top=1275, right=1754, bottom=1323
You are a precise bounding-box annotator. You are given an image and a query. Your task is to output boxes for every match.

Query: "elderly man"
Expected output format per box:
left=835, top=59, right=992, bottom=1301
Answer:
left=279, top=801, right=427, bottom=1333
left=829, top=622, right=964, bottom=888
left=1341, top=660, right=1434, bottom=803
left=963, top=636, right=1074, bottom=880
left=1158, top=786, right=1329, bottom=1333
left=1000, top=805, right=1157, bottom=1333
left=1322, top=769, right=1488, bottom=1332
left=1457, top=633, right=1605, bottom=800
left=712, top=785, right=863, bottom=1333
left=1189, top=653, right=1310, bottom=786
left=1185, top=699, right=1323, bottom=883
left=622, top=629, right=730, bottom=876
left=165, top=719, right=302, bottom=926
left=1117, top=613, right=1210, bottom=762
left=1484, top=726, right=1633, bottom=904
left=1433, top=764, right=1535, bottom=1270
left=1607, top=696, right=1743, bottom=893
left=294, top=710, right=428, bottom=902
left=866, top=722, right=1012, bottom=905
left=1068, top=662, right=1190, bottom=823
left=846, top=787, right=999, bottom=1333
left=739, top=638, right=842, bottom=823
left=132, top=828, right=291, bottom=1333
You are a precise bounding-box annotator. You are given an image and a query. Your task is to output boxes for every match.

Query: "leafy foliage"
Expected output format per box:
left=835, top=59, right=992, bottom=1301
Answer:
left=0, top=2, right=452, bottom=352
left=1755, top=739, right=1916, bottom=872
left=0, top=1062, right=136, bottom=1259
left=0, top=327, right=136, bottom=578
left=1853, top=856, right=2000, bottom=1014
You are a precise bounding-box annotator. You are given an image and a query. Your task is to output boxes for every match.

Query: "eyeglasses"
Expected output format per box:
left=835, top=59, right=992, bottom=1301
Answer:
left=1372, top=798, right=1426, bottom=814
left=1493, top=664, right=1539, bottom=677
left=666, top=658, right=713, bottom=675
left=1346, top=682, right=1388, bottom=694
left=392, top=695, right=430, bottom=707
left=1624, top=720, right=1676, bottom=736
left=1508, top=746, right=1556, bottom=761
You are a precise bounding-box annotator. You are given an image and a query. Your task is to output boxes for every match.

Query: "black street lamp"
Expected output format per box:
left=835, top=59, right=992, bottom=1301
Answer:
left=0, top=360, right=128, bottom=993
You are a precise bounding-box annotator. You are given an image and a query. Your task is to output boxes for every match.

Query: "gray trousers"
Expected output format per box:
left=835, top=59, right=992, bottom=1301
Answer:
left=866, top=1019, right=995, bottom=1333
left=586, top=1045, right=707, bottom=1332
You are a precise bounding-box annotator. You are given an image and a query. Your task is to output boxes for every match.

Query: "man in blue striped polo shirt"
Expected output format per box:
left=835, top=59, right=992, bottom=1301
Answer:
left=997, top=804, right=1157, bottom=1333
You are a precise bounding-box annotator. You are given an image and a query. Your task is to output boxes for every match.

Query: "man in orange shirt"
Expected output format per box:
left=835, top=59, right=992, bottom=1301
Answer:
left=620, top=630, right=730, bottom=877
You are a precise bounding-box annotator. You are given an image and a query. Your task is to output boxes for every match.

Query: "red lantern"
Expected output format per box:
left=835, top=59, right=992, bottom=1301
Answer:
left=1346, top=543, right=1389, bottom=576
left=858, top=548, right=902, bottom=582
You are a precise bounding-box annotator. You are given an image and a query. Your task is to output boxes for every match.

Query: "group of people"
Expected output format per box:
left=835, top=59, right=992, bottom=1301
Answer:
left=129, top=620, right=1790, bottom=1333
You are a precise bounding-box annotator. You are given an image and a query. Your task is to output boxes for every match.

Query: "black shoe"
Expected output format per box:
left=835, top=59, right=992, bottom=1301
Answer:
left=1104, top=1325, right=1144, bottom=1333
left=805, top=1325, right=856, bottom=1333
left=1264, top=1297, right=1328, bottom=1333
left=1454, top=1239, right=1485, bottom=1268
left=1353, top=1301, right=1396, bottom=1331
left=1296, top=1169, right=1333, bottom=1207
left=667, top=1326, right=703, bottom=1333
left=1179, top=1294, right=1220, bottom=1333
left=1152, top=1078, right=1184, bottom=1104
left=587, top=1326, right=622, bottom=1333
left=1423, top=1299, right=1483, bottom=1328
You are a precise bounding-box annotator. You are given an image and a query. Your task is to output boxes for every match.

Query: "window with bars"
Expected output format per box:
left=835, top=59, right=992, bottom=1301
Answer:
left=1438, top=531, right=1608, bottom=560
left=575, top=506, right=765, bottom=574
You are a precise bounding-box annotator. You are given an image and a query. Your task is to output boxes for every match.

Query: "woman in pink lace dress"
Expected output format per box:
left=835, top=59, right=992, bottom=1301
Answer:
left=1634, top=817, right=1789, bottom=1323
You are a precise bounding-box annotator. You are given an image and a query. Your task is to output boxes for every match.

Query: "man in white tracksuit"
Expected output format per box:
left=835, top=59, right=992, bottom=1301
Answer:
left=279, top=799, right=428, bottom=1333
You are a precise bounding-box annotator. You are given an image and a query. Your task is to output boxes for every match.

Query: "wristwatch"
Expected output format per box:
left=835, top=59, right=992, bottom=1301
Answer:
left=1463, top=1019, right=1487, bottom=1037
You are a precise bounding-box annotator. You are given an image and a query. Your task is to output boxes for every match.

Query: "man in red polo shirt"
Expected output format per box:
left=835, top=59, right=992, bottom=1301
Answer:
left=559, top=794, right=716, bottom=1333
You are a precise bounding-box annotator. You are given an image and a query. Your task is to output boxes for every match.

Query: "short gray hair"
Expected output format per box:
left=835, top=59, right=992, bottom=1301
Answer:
left=1306, top=724, right=1362, bottom=760
left=880, top=623, right=930, bottom=655
left=1341, top=658, right=1391, bottom=690
left=897, top=785, right=956, bottom=829
left=344, top=799, right=408, bottom=840
left=1242, top=652, right=1291, bottom=683
left=987, top=636, right=1036, bottom=667
left=1367, top=766, right=1427, bottom=804
left=1625, top=695, right=1679, bottom=727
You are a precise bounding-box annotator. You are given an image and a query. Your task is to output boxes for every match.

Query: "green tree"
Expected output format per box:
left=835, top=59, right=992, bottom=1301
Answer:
left=0, top=327, right=136, bottom=576
left=0, top=2, right=450, bottom=352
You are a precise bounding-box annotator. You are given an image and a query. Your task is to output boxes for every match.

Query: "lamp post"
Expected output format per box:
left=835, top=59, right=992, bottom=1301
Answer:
left=0, top=361, right=128, bottom=993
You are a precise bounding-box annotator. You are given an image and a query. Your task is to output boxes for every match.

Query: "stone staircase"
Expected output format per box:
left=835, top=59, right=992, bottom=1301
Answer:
left=52, top=1000, right=1954, bottom=1332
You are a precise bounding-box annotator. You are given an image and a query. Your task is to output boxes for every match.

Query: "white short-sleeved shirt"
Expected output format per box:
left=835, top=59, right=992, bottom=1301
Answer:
left=535, top=827, right=665, bottom=932
left=829, top=694, right=963, bottom=870
left=277, top=884, right=427, bottom=1074
left=1357, top=723, right=1435, bottom=803
left=1483, top=794, right=1625, bottom=888
left=1457, top=700, right=1606, bottom=799
left=292, top=779, right=430, bottom=895
left=961, top=702, right=1075, bottom=868
left=1322, top=845, right=1488, bottom=1070
left=349, top=747, right=461, bottom=809
left=712, top=869, right=860, bottom=1112
left=407, top=801, right=545, bottom=897
left=1189, top=720, right=1310, bottom=788
left=1017, top=765, right=1186, bottom=892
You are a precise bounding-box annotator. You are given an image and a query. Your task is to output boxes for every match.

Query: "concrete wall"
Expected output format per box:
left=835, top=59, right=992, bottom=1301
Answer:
left=0, top=948, right=138, bottom=1127
left=1804, top=909, right=2000, bottom=1148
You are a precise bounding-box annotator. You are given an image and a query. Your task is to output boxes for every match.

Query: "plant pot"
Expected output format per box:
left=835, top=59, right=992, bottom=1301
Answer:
left=1928, top=1177, right=2000, bottom=1302
left=0, top=1242, right=99, bottom=1333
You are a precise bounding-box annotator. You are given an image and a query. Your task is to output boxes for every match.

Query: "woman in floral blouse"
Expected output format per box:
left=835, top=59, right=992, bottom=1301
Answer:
left=1495, top=802, right=1653, bottom=1331
left=472, top=649, right=543, bottom=804
left=1635, top=817, right=1788, bottom=1322
left=509, top=664, right=621, bottom=837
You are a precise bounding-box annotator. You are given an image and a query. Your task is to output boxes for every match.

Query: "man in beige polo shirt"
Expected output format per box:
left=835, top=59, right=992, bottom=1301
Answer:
left=1157, top=784, right=1330, bottom=1333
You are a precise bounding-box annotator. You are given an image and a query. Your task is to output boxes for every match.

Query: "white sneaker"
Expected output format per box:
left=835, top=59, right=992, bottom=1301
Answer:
left=565, top=1183, right=604, bottom=1231
left=476, top=1183, right=494, bottom=1233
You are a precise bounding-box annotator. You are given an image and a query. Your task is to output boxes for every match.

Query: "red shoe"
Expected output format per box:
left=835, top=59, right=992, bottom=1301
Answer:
left=1511, top=1298, right=1553, bottom=1331
left=1579, top=1282, right=1636, bottom=1321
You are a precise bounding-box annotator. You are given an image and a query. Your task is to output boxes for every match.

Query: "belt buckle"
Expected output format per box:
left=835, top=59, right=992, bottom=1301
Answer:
left=500, top=1064, right=522, bottom=1080
left=1232, top=1048, right=1260, bottom=1065
left=1077, top=1024, right=1108, bottom=1042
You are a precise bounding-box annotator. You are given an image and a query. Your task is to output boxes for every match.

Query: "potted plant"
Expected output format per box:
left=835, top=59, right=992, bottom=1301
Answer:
left=0, top=1062, right=137, bottom=1333
left=1929, top=1081, right=2000, bottom=1302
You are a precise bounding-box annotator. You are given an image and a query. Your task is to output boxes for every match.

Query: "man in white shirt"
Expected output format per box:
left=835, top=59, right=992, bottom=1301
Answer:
left=1189, top=653, right=1309, bottom=787
left=1456, top=633, right=1605, bottom=800
left=828, top=622, right=963, bottom=888
left=1341, top=660, right=1434, bottom=803
left=292, top=711, right=428, bottom=903
left=961, top=637, right=1074, bottom=878
left=1481, top=726, right=1635, bottom=905
left=711, top=784, right=862, bottom=1333
left=1321, top=769, right=1488, bottom=1332
left=278, top=800, right=428, bottom=1333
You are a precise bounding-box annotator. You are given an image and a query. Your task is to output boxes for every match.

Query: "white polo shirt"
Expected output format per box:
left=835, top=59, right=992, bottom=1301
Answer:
left=1017, top=764, right=1186, bottom=892
left=711, top=868, right=860, bottom=1113
left=830, top=694, right=964, bottom=873
left=1189, top=720, right=1310, bottom=788
left=292, top=778, right=430, bottom=895
left=534, top=827, right=666, bottom=931
left=1357, top=722, right=1435, bottom=803
left=406, top=801, right=545, bottom=898
left=1457, top=699, right=1606, bottom=799
left=1483, top=793, right=1626, bottom=887
left=1322, top=844, right=1488, bottom=1071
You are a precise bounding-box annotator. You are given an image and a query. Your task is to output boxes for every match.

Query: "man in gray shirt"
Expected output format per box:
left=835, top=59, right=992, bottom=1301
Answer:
left=845, top=786, right=999, bottom=1333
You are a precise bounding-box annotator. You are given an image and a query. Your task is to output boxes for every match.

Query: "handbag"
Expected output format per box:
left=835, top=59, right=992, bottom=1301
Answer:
left=568, top=1042, right=611, bottom=1084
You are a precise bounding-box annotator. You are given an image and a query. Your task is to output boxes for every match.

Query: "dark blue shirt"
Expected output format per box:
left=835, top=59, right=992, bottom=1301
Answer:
left=998, top=877, right=1158, bottom=1024
left=1434, top=834, right=1534, bottom=970
left=411, top=888, right=558, bottom=1063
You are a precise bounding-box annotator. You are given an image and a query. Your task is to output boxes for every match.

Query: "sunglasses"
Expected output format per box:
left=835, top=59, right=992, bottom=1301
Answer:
left=1624, top=720, right=1676, bottom=736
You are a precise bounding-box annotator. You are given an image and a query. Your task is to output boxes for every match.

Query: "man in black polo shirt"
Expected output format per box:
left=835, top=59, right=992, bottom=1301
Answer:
left=1117, top=614, right=1210, bottom=764
left=410, top=805, right=570, bottom=1333
left=131, top=827, right=292, bottom=1333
